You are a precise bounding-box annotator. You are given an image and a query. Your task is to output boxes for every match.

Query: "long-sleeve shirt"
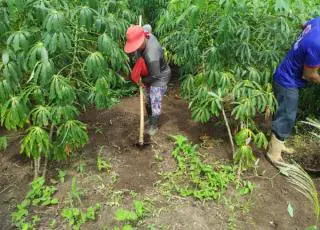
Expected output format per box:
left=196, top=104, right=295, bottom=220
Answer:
left=137, top=34, right=171, bottom=87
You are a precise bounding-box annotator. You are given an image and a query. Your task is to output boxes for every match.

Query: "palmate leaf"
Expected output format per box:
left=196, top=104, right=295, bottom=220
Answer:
left=57, top=120, right=89, bottom=151
left=79, top=6, right=94, bottom=29
left=43, top=32, right=71, bottom=53
left=89, top=76, right=113, bottom=109
left=84, top=52, right=105, bottom=77
left=97, top=34, right=113, bottom=55
left=234, top=145, right=256, bottom=169
left=231, top=98, right=257, bottom=121
left=235, top=128, right=253, bottom=146
left=26, top=42, right=49, bottom=69
left=253, top=132, right=268, bottom=149
left=0, top=80, right=14, bottom=102
left=94, top=16, right=106, bottom=33
left=29, top=60, right=54, bottom=86
left=21, top=126, right=50, bottom=159
left=30, top=105, right=51, bottom=127
left=88, top=79, right=119, bottom=109
left=0, top=96, right=29, bottom=130
left=43, top=11, right=66, bottom=32
left=97, top=34, right=128, bottom=70
left=7, top=30, right=30, bottom=51
left=49, top=75, right=76, bottom=104
left=21, top=84, right=45, bottom=105
left=51, top=105, right=79, bottom=125
left=2, top=61, right=22, bottom=86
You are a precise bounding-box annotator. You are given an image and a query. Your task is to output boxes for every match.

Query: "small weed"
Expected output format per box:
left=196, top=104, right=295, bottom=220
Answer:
left=236, top=181, right=255, bottom=195
left=114, top=200, right=148, bottom=229
left=77, top=163, right=86, bottom=174
left=49, top=219, right=57, bottom=229
left=97, top=156, right=112, bottom=172
left=107, top=191, right=124, bottom=207
left=154, top=152, right=164, bottom=162
left=130, top=190, right=138, bottom=198
left=70, top=177, right=83, bottom=205
left=62, top=203, right=101, bottom=230
left=162, top=135, right=253, bottom=200
left=111, top=172, right=119, bottom=184
left=58, top=170, right=67, bottom=183
left=11, top=177, right=58, bottom=229
left=0, top=136, right=8, bottom=151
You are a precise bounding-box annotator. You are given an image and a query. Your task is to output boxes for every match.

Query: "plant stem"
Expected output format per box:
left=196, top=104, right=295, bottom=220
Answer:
left=69, top=24, right=79, bottom=77
left=42, top=125, right=55, bottom=178
left=34, top=157, right=41, bottom=179
left=221, top=105, right=235, bottom=157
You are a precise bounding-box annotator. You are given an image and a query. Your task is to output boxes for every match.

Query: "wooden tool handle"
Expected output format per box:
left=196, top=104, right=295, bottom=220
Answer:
left=138, top=15, right=144, bottom=145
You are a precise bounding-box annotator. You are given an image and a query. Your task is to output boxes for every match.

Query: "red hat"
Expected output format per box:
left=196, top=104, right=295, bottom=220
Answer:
left=124, top=25, right=145, bottom=53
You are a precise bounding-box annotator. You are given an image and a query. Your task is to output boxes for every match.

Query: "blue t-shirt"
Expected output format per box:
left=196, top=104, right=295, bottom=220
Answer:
left=274, top=17, right=320, bottom=88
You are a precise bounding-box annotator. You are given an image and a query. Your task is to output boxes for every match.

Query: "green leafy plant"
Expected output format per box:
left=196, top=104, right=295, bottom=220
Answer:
left=58, top=169, right=67, bottom=183
left=114, top=200, right=148, bottom=229
left=163, top=135, right=253, bottom=200
left=70, top=177, right=83, bottom=205
left=61, top=203, right=101, bottom=230
left=0, top=0, right=139, bottom=178
left=77, top=163, right=86, bottom=174
left=12, top=177, right=58, bottom=229
left=157, top=0, right=319, bottom=171
left=97, top=156, right=112, bottom=172
left=0, top=136, right=8, bottom=151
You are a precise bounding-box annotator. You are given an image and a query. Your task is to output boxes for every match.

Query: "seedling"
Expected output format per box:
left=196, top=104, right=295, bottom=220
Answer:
left=114, top=200, right=148, bottom=229
left=70, top=177, right=83, bottom=205
left=11, top=177, right=58, bottom=229
left=62, top=203, right=101, bottom=230
left=77, top=163, right=86, bottom=174
left=58, top=169, right=67, bottom=183
left=97, top=156, right=111, bottom=172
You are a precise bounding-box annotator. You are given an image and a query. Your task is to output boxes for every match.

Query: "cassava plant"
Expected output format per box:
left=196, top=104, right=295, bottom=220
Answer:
left=157, top=0, right=320, bottom=170
left=0, top=0, right=137, bottom=178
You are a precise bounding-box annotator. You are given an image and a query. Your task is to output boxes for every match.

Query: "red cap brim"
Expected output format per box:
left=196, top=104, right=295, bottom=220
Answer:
left=124, top=35, right=145, bottom=53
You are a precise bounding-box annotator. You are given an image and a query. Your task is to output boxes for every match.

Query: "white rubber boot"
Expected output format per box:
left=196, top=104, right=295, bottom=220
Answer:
left=266, top=134, right=285, bottom=164
left=282, top=144, right=295, bottom=154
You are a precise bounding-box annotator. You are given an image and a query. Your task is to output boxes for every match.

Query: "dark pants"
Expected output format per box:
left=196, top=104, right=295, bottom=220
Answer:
left=272, top=82, right=299, bottom=141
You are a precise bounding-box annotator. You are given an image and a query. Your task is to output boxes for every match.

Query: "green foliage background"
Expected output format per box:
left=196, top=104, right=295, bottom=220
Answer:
left=0, top=0, right=138, bottom=163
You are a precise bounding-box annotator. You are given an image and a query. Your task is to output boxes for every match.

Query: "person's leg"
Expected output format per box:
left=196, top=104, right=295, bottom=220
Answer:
left=148, top=86, right=167, bottom=135
left=268, top=82, right=299, bottom=163
left=144, top=86, right=152, bottom=124
left=272, top=82, right=299, bottom=140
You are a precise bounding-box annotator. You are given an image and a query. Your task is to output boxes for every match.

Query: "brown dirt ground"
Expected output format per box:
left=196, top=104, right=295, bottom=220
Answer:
left=0, top=80, right=319, bottom=230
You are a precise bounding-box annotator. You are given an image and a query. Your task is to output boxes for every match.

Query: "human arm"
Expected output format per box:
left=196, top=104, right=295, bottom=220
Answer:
left=303, top=66, right=320, bottom=84
left=303, top=42, right=320, bottom=84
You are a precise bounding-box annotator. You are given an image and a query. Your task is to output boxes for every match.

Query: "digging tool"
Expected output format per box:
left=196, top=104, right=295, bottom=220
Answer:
left=138, top=15, right=146, bottom=146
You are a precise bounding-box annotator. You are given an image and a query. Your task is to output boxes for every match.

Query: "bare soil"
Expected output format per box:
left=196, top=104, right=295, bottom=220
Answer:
left=0, top=81, right=318, bottom=230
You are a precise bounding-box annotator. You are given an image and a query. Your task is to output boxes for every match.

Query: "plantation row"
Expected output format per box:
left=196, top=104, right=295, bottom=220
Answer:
left=0, top=0, right=141, bottom=177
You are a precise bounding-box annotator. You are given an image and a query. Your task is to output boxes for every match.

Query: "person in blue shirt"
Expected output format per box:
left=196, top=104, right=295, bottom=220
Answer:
left=267, top=17, right=320, bottom=164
